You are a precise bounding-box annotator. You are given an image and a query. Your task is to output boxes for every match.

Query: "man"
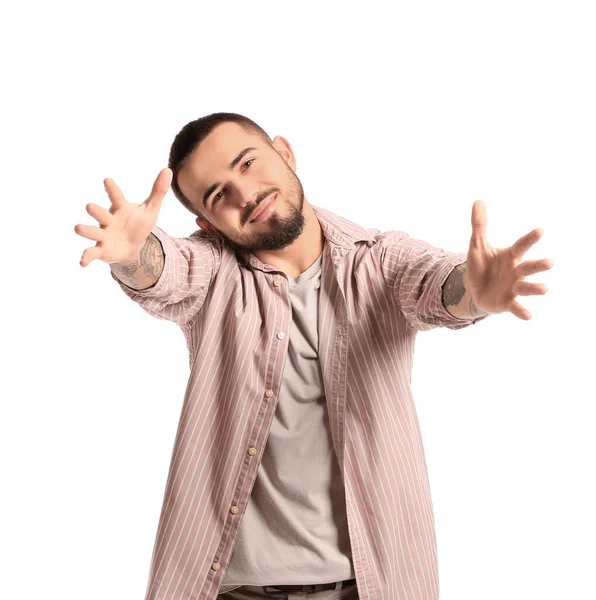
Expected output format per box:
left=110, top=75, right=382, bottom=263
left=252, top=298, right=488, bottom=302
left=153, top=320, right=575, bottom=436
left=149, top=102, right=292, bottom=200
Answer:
left=75, top=112, right=553, bottom=600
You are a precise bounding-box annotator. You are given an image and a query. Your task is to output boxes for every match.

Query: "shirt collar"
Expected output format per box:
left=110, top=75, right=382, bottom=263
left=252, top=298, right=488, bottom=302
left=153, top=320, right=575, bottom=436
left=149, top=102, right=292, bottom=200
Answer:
left=236, top=204, right=377, bottom=272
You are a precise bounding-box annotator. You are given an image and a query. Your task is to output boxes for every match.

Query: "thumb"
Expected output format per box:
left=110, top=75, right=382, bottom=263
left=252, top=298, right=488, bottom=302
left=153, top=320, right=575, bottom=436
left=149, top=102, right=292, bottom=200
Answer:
left=145, top=168, right=173, bottom=210
left=471, top=200, right=488, bottom=245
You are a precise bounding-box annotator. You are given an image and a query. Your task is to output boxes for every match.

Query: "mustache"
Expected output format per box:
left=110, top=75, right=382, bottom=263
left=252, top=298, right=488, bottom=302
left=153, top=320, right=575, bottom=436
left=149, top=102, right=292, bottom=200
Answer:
left=246, top=189, right=278, bottom=222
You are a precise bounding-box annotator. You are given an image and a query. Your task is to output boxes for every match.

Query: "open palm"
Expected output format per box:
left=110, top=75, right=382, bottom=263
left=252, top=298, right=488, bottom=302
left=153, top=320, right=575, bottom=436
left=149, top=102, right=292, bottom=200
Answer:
left=75, top=168, right=172, bottom=267
left=466, top=200, right=554, bottom=320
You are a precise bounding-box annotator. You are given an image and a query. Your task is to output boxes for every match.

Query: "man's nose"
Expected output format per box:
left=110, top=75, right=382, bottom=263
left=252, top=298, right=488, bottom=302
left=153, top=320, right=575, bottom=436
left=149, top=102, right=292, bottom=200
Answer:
left=231, top=181, right=259, bottom=207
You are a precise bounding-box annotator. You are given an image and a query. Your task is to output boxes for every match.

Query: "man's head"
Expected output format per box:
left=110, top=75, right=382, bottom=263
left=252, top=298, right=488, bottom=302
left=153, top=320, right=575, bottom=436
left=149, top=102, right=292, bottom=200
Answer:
left=169, top=112, right=306, bottom=253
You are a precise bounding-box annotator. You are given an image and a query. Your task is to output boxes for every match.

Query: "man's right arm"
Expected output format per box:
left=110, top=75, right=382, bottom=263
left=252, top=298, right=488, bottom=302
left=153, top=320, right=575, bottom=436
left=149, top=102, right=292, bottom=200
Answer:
left=110, top=225, right=222, bottom=326
left=110, top=233, right=164, bottom=291
left=78, top=170, right=219, bottom=322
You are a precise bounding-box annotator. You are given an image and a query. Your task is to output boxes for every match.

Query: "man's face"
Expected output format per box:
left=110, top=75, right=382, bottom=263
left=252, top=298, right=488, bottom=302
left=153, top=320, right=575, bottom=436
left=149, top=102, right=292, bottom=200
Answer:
left=177, top=122, right=306, bottom=252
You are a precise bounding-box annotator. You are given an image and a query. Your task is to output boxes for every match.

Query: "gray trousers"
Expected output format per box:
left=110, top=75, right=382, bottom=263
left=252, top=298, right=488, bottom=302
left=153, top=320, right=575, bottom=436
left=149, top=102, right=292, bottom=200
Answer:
left=218, top=578, right=359, bottom=600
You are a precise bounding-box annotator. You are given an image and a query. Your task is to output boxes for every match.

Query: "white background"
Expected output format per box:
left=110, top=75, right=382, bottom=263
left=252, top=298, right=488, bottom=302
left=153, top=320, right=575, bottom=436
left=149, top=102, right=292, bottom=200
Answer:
left=1, top=1, right=593, bottom=599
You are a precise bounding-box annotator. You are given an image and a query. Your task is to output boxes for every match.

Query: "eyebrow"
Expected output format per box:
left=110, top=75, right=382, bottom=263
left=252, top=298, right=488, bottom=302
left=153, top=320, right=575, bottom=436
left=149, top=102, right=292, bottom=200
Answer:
left=202, top=146, right=257, bottom=208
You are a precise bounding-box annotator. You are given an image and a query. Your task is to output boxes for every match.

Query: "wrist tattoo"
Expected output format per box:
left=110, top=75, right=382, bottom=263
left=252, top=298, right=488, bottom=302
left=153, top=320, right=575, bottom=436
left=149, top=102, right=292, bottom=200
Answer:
left=442, top=264, right=466, bottom=307
left=468, top=296, right=489, bottom=318
left=114, top=261, right=139, bottom=281
left=442, top=263, right=489, bottom=318
left=112, top=234, right=164, bottom=288
left=139, top=234, right=164, bottom=280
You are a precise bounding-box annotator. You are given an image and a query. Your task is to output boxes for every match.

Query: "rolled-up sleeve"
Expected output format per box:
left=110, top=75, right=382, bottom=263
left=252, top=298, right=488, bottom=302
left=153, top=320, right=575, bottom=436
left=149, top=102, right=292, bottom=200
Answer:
left=110, top=225, right=221, bottom=326
left=376, top=230, right=491, bottom=332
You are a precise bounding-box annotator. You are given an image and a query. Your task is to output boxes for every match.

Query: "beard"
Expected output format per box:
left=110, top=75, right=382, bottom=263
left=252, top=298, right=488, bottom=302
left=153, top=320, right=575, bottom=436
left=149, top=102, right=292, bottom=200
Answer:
left=215, top=166, right=306, bottom=253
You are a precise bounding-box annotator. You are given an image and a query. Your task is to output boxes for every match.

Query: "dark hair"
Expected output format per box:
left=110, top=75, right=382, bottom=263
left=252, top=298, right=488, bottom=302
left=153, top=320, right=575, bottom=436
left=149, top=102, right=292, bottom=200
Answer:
left=168, top=112, right=273, bottom=219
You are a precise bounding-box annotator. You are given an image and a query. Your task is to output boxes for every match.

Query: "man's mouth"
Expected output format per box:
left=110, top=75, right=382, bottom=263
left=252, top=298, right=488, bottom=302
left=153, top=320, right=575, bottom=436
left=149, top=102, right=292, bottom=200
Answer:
left=249, top=193, right=277, bottom=223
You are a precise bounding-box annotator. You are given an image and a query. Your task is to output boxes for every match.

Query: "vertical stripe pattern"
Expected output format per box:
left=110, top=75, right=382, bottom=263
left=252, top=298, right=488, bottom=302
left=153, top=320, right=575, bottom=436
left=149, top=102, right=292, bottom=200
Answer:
left=112, top=206, right=489, bottom=600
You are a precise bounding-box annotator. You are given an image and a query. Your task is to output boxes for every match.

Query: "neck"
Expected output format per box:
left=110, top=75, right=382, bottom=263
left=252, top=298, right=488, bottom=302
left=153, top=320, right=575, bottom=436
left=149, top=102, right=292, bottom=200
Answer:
left=251, top=198, right=324, bottom=279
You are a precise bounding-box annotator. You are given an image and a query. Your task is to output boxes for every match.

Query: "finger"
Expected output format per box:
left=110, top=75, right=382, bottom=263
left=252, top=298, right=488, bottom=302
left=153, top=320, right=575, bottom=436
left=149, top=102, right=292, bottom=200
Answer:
left=515, top=257, right=554, bottom=277
left=513, top=281, right=548, bottom=296
left=510, top=228, right=544, bottom=259
left=80, top=245, right=103, bottom=267
left=104, top=178, right=127, bottom=210
left=510, top=300, right=532, bottom=320
left=74, top=223, right=106, bottom=242
left=144, top=168, right=173, bottom=210
left=470, top=200, right=488, bottom=246
left=86, top=202, right=114, bottom=226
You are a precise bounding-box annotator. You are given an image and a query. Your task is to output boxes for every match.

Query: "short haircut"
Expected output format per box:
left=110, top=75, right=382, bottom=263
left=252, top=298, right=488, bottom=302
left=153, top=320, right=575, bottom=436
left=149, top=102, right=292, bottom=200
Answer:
left=168, top=112, right=273, bottom=219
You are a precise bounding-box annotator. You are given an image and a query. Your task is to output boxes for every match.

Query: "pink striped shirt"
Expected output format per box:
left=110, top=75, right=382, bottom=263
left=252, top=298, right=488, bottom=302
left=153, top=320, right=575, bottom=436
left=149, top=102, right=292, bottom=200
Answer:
left=111, top=205, right=489, bottom=600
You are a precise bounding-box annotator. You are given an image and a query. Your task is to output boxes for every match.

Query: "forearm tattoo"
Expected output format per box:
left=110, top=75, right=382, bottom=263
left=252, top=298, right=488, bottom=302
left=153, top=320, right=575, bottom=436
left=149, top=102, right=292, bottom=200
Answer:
left=442, top=263, right=489, bottom=318
left=111, top=234, right=164, bottom=290
left=139, top=234, right=165, bottom=280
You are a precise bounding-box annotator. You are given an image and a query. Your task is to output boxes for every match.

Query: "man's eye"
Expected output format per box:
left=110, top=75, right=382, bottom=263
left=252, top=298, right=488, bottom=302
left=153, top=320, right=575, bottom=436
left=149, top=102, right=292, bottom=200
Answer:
left=212, top=160, right=254, bottom=208
left=212, top=190, right=224, bottom=208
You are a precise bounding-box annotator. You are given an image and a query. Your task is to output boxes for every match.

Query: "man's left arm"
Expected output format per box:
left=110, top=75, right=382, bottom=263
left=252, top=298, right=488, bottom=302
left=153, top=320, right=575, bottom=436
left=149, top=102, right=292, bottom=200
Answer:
left=444, top=200, right=553, bottom=322
left=375, top=200, right=553, bottom=332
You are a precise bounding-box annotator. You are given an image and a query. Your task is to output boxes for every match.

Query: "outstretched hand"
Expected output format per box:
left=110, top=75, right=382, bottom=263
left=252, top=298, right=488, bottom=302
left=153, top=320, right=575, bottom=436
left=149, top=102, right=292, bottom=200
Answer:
left=465, top=200, right=554, bottom=320
left=75, top=168, right=172, bottom=267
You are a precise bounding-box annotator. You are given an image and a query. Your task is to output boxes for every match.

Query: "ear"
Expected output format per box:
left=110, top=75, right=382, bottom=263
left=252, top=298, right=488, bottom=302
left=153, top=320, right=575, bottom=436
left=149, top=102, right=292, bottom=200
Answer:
left=271, top=135, right=296, bottom=172
left=196, top=217, right=218, bottom=233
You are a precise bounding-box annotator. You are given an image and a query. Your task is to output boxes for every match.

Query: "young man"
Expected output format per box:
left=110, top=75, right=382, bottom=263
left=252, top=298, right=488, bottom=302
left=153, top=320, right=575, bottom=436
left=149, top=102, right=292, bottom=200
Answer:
left=75, top=112, right=553, bottom=600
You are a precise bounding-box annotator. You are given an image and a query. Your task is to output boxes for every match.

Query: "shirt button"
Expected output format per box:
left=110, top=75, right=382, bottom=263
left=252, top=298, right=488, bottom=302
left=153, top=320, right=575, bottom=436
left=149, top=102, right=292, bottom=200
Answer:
left=273, top=280, right=280, bottom=287
left=248, top=447, right=257, bottom=455
left=230, top=505, right=239, bottom=514
left=212, top=562, right=221, bottom=571
left=277, top=332, right=285, bottom=340
left=265, top=389, right=274, bottom=397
